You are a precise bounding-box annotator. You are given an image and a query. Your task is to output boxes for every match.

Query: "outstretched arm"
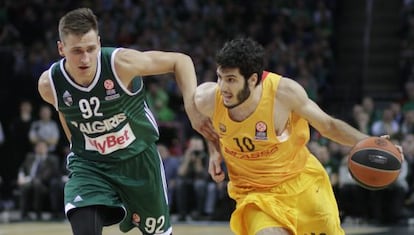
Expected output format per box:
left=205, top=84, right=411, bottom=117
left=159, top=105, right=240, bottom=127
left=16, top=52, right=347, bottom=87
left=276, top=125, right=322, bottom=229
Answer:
left=278, top=77, right=369, bottom=146
left=115, top=49, right=218, bottom=142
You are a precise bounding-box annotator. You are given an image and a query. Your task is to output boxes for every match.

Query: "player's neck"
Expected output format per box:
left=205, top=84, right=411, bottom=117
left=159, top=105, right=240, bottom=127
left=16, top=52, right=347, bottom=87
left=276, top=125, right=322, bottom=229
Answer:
left=228, top=84, right=262, bottom=122
left=64, top=62, right=97, bottom=87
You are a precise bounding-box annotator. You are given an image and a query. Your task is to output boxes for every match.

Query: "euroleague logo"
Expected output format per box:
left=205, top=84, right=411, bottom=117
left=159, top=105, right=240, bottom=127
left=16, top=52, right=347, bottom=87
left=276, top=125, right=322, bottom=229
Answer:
left=103, top=79, right=120, bottom=100
left=256, top=121, right=267, bottom=132
left=255, top=121, right=267, bottom=140
left=104, top=79, right=114, bottom=89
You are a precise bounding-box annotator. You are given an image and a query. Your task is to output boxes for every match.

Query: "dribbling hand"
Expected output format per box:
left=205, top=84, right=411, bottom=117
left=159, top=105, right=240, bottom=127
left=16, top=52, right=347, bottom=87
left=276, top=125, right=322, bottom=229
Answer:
left=380, top=135, right=404, bottom=161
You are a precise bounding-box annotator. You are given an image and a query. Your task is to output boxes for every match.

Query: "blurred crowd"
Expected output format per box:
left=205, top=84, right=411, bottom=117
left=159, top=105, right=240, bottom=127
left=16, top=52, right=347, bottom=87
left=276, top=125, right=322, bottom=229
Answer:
left=309, top=94, right=414, bottom=225
left=0, top=0, right=413, bottom=226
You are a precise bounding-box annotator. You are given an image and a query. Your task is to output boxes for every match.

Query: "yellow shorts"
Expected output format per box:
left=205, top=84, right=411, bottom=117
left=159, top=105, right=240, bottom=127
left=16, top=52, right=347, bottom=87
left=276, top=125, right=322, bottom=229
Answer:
left=228, top=155, right=345, bottom=235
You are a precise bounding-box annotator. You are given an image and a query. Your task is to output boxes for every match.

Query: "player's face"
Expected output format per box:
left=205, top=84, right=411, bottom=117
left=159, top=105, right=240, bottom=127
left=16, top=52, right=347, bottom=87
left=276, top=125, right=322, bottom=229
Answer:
left=57, top=30, right=100, bottom=80
left=216, top=66, right=251, bottom=109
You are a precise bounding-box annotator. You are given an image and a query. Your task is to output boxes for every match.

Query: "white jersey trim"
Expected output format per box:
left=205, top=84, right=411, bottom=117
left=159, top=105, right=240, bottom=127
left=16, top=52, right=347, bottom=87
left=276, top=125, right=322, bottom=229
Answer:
left=47, top=63, right=59, bottom=111
left=59, top=51, right=102, bottom=92
left=111, top=48, right=144, bottom=96
left=144, top=102, right=159, bottom=135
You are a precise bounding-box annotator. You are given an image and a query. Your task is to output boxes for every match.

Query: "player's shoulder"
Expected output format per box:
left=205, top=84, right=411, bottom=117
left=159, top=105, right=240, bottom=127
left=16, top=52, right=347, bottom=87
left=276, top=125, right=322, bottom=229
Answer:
left=38, top=69, right=52, bottom=91
left=112, top=47, right=145, bottom=69
left=38, top=69, right=55, bottom=105
left=114, top=47, right=139, bottom=58
left=277, top=76, right=302, bottom=93
left=38, top=69, right=50, bottom=85
left=195, top=82, right=217, bottom=117
left=196, top=82, right=217, bottom=97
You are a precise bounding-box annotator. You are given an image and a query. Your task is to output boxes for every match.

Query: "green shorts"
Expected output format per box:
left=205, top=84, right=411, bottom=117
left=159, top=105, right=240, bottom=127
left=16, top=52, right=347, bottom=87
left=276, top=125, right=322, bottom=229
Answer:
left=64, top=143, right=171, bottom=234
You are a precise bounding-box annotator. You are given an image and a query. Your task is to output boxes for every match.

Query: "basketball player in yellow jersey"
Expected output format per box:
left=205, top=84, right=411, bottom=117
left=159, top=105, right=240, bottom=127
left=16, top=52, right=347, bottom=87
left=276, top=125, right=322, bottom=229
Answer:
left=194, top=38, right=372, bottom=235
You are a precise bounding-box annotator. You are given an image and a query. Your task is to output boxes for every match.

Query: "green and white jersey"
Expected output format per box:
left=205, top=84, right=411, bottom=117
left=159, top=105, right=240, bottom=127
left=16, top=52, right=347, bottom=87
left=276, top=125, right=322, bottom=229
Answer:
left=48, top=47, right=159, bottom=162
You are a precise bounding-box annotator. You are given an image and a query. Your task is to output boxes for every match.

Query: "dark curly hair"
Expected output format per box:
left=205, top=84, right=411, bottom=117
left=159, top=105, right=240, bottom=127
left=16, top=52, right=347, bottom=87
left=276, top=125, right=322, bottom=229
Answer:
left=215, top=37, right=264, bottom=86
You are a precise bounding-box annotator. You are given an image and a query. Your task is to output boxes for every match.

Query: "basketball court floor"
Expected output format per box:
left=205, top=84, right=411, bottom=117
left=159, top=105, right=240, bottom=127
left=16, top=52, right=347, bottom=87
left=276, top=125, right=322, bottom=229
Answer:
left=1, top=220, right=414, bottom=235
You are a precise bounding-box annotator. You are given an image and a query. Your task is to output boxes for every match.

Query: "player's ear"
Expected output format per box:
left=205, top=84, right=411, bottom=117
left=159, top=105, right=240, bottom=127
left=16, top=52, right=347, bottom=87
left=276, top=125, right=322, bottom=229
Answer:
left=57, top=40, right=65, bottom=57
left=248, top=73, right=258, bottom=87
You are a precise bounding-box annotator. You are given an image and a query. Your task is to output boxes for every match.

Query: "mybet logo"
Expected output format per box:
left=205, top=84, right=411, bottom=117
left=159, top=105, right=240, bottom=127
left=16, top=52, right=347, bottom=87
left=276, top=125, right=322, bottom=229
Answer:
left=84, top=123, right=136, bottom=154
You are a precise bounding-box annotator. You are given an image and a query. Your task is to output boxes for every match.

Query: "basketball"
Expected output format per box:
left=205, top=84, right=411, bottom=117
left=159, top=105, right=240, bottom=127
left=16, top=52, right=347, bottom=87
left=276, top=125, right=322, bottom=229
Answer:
left=347, top=137, right=402, bottom=190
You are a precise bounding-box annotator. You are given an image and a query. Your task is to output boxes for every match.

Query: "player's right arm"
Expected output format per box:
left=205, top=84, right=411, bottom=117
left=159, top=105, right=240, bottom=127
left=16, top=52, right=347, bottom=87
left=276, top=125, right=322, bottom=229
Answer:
left=38, top=71, right=72, bottom=142
left=194, top=82, right=217, bottom=118
left=195, top=82, right=225, bottom=182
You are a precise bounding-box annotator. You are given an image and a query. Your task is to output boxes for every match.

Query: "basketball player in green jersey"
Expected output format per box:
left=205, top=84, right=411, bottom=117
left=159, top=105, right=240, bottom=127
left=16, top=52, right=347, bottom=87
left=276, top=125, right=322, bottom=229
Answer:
left=37, top=8, right=216, bottom=235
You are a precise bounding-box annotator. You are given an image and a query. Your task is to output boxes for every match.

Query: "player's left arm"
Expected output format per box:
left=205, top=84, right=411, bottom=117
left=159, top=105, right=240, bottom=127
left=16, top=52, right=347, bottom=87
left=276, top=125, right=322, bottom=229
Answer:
left=114, top=48, right=218, bottom=142
left=278, top=77, right=369, bottom=146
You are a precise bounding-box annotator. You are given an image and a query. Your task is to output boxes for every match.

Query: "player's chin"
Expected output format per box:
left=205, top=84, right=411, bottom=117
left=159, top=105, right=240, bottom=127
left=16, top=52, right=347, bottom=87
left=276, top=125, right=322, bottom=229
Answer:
left=222, top=98, right=233, bottom=107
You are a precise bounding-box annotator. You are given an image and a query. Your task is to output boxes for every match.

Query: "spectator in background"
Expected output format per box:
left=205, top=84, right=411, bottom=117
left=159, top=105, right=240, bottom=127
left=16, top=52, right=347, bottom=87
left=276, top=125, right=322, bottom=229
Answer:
left=337, top=149, right=371, bottom=222
left=17, top=141, right=60, bottom=220
left=402, top=78, right=414, bottom=112
left=402, top=134, right=414, bottom=213
left=327, top=140, right=345, bottom=196
left=146, top=79, right=176, bottom=122
left=205, top=161, right=234, bottom=221
left=361, top=96, right=382, bottom=127
left=10, top=100, right=34, bottom=162
left=349, top=104, right=371, bottom=134
left=49, top=145, right=71, bottom=221
left=5, top=100, right=34, bottom=197
left=29, top=104, right=60, bottom=152
left=373, top=163, right=411, bottom=225
left=371, top=106, right=400, bottom=136
left=401, top=109, right=414, bottom=135
left=175, top=135, right=209, bottom=221
left=369, top=138, right=410, bottom=225
left=310, top=142, right=340, bottom=189
left=390, top=101, right=403, bottom=125
left=327, top=140, right=346, bottom=166
left=157, top=143, right=180, bottom=214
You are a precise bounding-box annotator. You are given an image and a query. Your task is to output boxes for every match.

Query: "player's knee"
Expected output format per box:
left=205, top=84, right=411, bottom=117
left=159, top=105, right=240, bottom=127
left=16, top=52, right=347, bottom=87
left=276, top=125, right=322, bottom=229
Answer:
left=256, top=227, right=291, bottom=235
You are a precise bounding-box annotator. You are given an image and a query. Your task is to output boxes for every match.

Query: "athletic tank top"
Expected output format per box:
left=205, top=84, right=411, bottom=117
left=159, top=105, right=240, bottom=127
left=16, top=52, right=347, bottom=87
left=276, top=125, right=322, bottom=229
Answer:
left=49, top=47, right=159, bottom=162
left=212, top=71, right=311, bottom=188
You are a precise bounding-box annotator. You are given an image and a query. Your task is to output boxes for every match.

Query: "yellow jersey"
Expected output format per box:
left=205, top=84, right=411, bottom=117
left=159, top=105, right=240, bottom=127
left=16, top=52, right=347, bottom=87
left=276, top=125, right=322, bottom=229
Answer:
left=212, top=71, right=311, bottom=189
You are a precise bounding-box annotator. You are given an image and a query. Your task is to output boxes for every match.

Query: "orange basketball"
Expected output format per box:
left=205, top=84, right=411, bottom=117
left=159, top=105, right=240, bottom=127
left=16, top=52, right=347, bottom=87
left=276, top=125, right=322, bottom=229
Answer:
left=348, top=137, right=402, bottom=190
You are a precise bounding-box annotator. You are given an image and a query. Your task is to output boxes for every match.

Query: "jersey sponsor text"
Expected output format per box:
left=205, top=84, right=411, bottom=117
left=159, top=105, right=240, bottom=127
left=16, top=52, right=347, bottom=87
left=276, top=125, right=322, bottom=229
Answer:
left=224, top=145, right=278, bottom=159
left=71, top=113, right=127, bottom=134
left=84, top=123, right=136, bottom=154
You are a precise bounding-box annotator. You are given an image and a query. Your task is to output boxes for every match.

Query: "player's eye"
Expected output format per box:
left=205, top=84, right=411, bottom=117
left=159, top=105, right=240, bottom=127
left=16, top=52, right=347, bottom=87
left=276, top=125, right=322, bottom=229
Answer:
left=227, top=78, right=235, bottom=83
left=87, top=47, right=96, bottom=53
